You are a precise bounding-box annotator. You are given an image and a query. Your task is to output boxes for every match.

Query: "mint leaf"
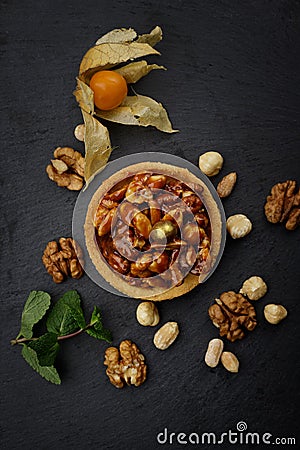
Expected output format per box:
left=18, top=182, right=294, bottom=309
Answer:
left=28, top=333, right=59, bottom=366
left=86, top=306, right=112, bottom=343
left=46, top=290, right=85, bottom=336
left=18, top=291, right=51, bottom=339
left=22, top=345, right=61, bottom=385
left=86, top=327, right=112, bottom=343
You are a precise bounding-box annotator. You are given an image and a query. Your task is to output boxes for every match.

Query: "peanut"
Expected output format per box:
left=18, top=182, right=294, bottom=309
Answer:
left=221, top=351, right=239, bottom=373
left=153, top=322, right=179, bottom=350
left=204, top=338, right=224, bottom=368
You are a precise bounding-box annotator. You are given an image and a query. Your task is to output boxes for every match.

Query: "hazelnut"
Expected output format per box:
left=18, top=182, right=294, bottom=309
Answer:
left=264, top=304, right=287, bottom=324
left=199, top=151, right=223, bottom=177
left=136, top=302, right=160, bottom=326
left=240, top=276, right=267, bottom=301
left=74, top=124, right=85, bottom=141
left=150, top=220, right=177, bottom=242
left=226, top=214, right=252, bottom=239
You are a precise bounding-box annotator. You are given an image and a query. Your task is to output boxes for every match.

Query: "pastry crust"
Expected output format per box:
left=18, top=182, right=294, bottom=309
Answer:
left=85, top=162, right=222, bottom=300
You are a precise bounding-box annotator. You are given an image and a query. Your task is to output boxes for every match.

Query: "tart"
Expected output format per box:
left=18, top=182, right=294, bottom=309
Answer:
left=85, top=162, right=223, bottom=300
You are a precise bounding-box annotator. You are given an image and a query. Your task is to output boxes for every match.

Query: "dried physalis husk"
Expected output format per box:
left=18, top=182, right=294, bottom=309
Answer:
left=81, top=109, right=112, bottom=183
left=115, top=60, right=166, bottom=84
left=96, top=93, right=178, bottom=133
left=75, top=26, right=177, bottom=128
left=79, top=41, right=159, bottom=83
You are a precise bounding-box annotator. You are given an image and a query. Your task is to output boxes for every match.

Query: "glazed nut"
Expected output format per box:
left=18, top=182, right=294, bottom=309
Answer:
left=264, top=304, right=287, bottom=324
left=226, top=214, right=252, bottom=239
left=240, top=276, right=267, bottom=301
left=217, top=172, right=237, bottom=198
left=199, top=151, right=224, bottom=177
left=153, top=322, right=179, bottom=350
left=136, top=302, right=160, bottom=326
left=74, top=124, right=85, bottom=141
left=204, top=338, right=224, bottom=368
left=221, top=351, right=239, bottom=373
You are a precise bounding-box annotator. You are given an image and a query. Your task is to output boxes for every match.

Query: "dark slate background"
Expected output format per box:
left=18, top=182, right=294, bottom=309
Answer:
left=1, top=1, right=300, bottom=449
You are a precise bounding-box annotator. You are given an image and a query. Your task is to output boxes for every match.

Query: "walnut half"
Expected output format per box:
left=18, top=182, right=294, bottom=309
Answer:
left=42, top=237, right=84, bottom=283
left=46, top=147, right=85, bottom=191
left=264, top=180, right=300, bottom=231
left=104, top=340, right=147, bottom=388
left=208, top=291, right=257, bottom=342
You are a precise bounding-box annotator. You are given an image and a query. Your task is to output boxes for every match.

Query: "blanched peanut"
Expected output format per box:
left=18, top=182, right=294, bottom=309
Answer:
left=204, top=338, right=224, bottom=367
left=221, top=351, right=239, bottom=373
left=153, top=322, right=179, bottom=350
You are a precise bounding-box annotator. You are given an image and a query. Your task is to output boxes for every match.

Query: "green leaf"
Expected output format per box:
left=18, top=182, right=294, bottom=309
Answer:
left=46, top=290, right=85, bottom=336
left=86, top=327, right=112, bottom=343
left=89, top=306, right=102, bottom=326
left=22, top=345, right=61, bottom=385
left=18, top=291, right=51, bottom=339
left=28, top=332, right=60, bottom=367
left=86, top=306, right=112, bottom=343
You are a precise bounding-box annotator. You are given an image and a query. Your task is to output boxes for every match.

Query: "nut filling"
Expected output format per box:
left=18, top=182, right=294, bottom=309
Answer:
left=93, top=172, right=212, bottom=292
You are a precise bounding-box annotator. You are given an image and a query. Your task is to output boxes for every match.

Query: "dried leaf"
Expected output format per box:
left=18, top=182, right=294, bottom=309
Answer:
left=95, top=93, right=178, bottom=133
left=81, top=109, right=112, bottom=182
left=95, top=28, right=137, bottom=45
left=74, top=78, right=94, bottom=114
left=79, top=42, right=160, bottom=83
left=115, top=60, right=166, bottom=84
left=95, top=25, right=162, bottom=47
left=136, top=26, right=163, bottom=47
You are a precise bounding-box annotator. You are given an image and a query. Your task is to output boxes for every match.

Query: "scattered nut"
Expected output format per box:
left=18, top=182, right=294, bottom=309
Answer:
left=199, top=151, right=223, bottom=177
left=46, top=147, right=85, bottom=191
left=264, top=304, right=287, bottom=324
left=240, top=276, right=268, bottom=301
left=104, top=340, right=147, bottom=388
left=217, top=172, right=237, bottom=198
left=264, top=180, right=300, bottom=230
left=208, top=291, right=257, bottom=342
left=153, top=322, right=179, bottom=350
left=42, top=237, right=84, bottom=283
left=226, top=214, right=252, bottom=239
left=74, top=124, right=85, bottom=142
left=221, top=351, right=239, bottom=373
left=136, top=302, right=160, bottom=326
left=204, top=338, right=224, bottom=368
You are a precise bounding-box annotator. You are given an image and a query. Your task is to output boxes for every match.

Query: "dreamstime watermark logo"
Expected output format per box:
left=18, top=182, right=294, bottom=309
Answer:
left=156, top=421, right=296, bottom=446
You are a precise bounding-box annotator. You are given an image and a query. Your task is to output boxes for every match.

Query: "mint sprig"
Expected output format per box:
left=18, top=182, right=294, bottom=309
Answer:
left=11, top=290, right=112, bottom=384
left=17, top=291, right=51, bottom=339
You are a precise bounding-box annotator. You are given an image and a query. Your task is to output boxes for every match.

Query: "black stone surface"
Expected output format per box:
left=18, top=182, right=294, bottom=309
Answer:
left=1, top=1, right=300, bottom=449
